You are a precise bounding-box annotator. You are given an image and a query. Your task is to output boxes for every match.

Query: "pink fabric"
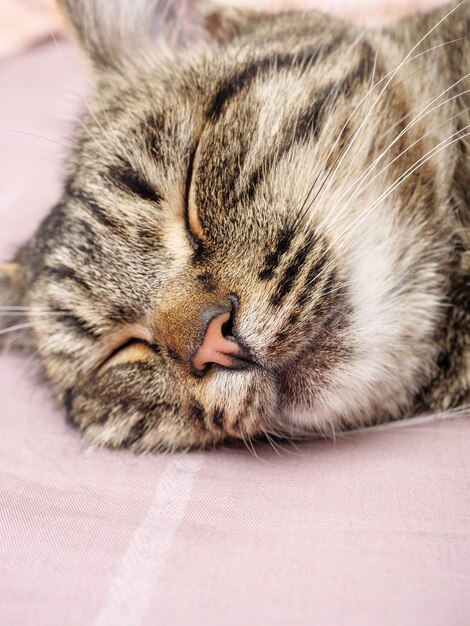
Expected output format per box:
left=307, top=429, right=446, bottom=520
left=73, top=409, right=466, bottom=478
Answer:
left=1, top=41, right=469, bottom=626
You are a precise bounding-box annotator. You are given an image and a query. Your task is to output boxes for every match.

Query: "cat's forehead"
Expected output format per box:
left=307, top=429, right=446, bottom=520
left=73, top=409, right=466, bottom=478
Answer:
left=79, top=32, right=368, bottom=192
left=87, top=10, right=358, bottom=137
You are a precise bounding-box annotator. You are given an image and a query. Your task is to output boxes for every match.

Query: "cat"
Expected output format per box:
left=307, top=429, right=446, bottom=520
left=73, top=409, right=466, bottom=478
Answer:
left=0, top=0, right=468, bottom=452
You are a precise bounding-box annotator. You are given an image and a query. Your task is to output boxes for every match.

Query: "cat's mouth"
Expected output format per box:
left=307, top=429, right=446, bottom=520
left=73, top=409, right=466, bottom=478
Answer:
left=273, top=302, right=350, bottom=404
left=192, top=351, right=258, bottom=378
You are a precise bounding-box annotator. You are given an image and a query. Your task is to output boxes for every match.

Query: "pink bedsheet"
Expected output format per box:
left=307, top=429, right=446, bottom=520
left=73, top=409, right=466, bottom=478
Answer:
left=0, top=41, right=469, bottom=626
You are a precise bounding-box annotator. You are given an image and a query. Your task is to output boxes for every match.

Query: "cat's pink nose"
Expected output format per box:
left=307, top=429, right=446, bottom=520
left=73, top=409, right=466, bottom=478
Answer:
left=191, top=311, right=244, bottom=373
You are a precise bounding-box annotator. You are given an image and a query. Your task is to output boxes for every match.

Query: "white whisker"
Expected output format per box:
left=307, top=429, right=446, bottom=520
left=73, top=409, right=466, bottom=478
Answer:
left=320, top=83, right=470, bottom=227
left=0, top=312, right=67, bottom=317
left=0, top=323, right=35, bottom=337
left=335, top=127, right=470, bottom=249
left=300, top=2, right=466, bottom=226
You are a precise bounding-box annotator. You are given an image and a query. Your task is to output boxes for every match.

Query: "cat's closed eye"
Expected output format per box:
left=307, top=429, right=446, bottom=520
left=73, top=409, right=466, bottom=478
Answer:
left=185, top=149, right=206, bottom=251
left=100, top=339, right=156, bottom=369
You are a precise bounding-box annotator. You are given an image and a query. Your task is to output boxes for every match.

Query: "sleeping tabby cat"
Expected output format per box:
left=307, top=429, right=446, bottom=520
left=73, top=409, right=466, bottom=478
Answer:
left=0, top=0, right=468, bottom=451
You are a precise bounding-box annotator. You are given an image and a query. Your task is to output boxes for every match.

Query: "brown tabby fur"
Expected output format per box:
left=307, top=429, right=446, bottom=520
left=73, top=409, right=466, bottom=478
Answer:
left=0, top=0, right=468, bottom=451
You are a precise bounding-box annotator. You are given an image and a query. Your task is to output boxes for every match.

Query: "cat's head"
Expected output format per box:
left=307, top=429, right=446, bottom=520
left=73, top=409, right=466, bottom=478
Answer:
left=0, top=0, right=450, bottom=450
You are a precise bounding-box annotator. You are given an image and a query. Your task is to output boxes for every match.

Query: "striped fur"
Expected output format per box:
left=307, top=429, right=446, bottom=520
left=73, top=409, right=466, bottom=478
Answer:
left=0, top=0, right=468, bottom=451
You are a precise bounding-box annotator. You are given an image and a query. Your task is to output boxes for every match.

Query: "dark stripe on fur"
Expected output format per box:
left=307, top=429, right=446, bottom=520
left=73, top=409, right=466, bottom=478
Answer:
left=236, top=84, right=338, bottom=206
left=259, top=227, right=295, bottom=280
left=196, top=272, right=217, bottom=293
left=208, top=39, right=342, bottom=120
left=110, top=157, right=161, bottom=204
left=45, top=265, right=92, bottom=293
left=75, top=218, right=103, bottom=261
left=270, top=232, right=320, bottom=306
left=295, top=82, right=339, bottom=139
left=55, top=309, right=100, bottom=339
left=74, top=190, right=121, bottom=231
left=305, top=250, right=330, bottom=291
left=270, top=244, right=311, bottom=306
left=142, top=112, right=165, bottom=162
left=63, top=387, right=79, bottom=427
left=295, top=248, right=330, bottom=309
left=235, top=54, right=374, bottom=209
left=191, top=401, right=208, bottom=427
left=64, top=178, right=121, bottom=231
left=106, top=304, right=139, bottom=325
left=212, top=407, right=225, bottom=430
left=86, top=196, right=120, bottom=230
left=122, top=417, right=147, bottom=449
left=340, top=52, right=373, bottom=98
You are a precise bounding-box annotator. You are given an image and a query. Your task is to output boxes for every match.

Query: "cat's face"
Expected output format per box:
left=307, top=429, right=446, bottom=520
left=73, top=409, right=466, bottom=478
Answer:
left=0, top=0, right=453, bottom=451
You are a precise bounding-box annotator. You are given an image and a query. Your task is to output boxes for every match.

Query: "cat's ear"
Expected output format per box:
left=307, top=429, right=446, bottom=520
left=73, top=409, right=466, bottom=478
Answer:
left=57, top=0, right=159, bottom=72
left=57, top=0, right=257, bottom=74
left=198, top=2, right=261, bottom=44
left=0, top=261, right=31, bottom=350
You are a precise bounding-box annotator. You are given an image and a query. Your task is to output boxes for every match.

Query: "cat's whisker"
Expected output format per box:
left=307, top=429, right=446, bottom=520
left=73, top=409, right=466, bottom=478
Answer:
left=334, top=127, right=470, bottom=250
left=263, top=429, right=304, bottom=455
left=329, top=76, right=470, bottom=218
left=377, top=37, right=466, bottom=137
left=290, top=32, right=389, bottom=226
left=0, top=305, right=55, bottom=311
left=303, top=111, right=470, bottom=292
left=263, top=431, right=283, bottom=457
left=75, top=93, right=128, bottom=160
left=404, top=35, right=465, bottom=64
left=9, top=128, right=113, bottom=166
left=318, top=56, right=411, bottom=225
left=380, top=44, right=467, bottom=140
left=316, top=139, right=464, bottom=278
left=321, top=83, right=470, bottom=227
left=8, top=129, right=89, bottom=157
left=315, top=71, right=470, bottom=234
left=318, top=1, right=467, bottom=192
left=0, top=312, right=69, bottom=317
left=238, top=422, right=260, bottom=460
left=0, top=322, right=36, bottom=337
left=329, top=103, right=470, bottom=230
left=299, top=28, right=468, bottom=229
left=293, top=3, right=466, bottom=231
